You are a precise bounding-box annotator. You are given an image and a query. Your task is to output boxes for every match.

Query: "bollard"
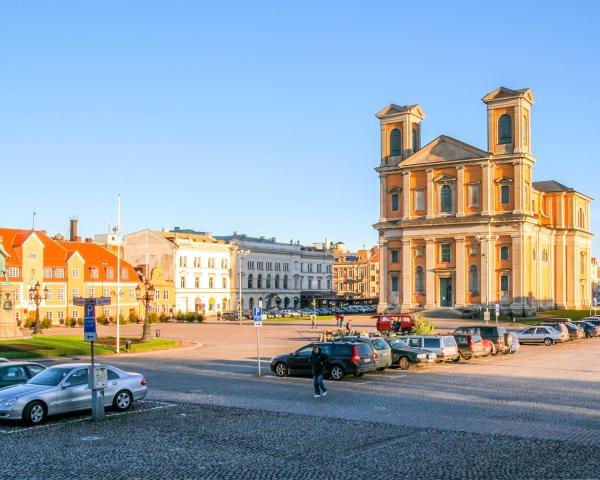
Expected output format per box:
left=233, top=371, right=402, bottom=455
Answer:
left=155, top=329, right=161, bottom=338
left=125, top=339, right=132, bottom=351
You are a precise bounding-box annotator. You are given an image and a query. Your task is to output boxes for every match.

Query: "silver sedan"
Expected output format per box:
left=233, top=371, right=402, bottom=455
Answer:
left=514, top=326, right=562, bottom=346
left=0, top=363, right=147, bottom=425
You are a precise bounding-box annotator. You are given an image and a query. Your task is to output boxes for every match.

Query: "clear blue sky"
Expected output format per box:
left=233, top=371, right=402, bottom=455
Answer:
left=2, top=1, right=599, bottom=254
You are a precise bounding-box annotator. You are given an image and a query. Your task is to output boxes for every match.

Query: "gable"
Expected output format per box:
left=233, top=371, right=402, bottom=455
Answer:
left=400, top=135, right=489, bottom=166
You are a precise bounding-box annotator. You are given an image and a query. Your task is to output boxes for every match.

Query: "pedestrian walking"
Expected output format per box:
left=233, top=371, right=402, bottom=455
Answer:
left=345, top=318, right=352, bottom=334
left=335, top=312, right=341, bottom=328
left=310, top=346, right=327, bottom=398
left=340, top=313, right=345, bottom=328
left=217, top=311, right=221, bottom=321
left=311, top=314, right=316, bottom=330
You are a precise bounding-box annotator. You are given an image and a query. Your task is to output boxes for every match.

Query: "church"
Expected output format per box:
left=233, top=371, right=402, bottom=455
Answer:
left=374, top=87, right=593, bottom=315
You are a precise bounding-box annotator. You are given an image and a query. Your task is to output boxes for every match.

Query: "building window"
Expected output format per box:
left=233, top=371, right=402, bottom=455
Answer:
left=542, top=249, right=548, bottom=262
left=307, top=278, right=312, bottom=289
left=58, top=288, right=65, bottom=301
left=440, top=243, right=451, bottom=263
left=195, top=277, right=200, bottom=288
left=500, top=185, right=510, bottom=205
left=391, top=193, right=399, bottom=212
left=498, top=114, right=513, bottom=144
left=414, top=189, right=425, bottom=212
left=389, top=128, right=402, bottom=156
left=467, top=184, right=480, bottom=208
left=129, top=288, right=135, bottom=300
left=500, top=274, right=509, bottom=292
left=72, top=310, right=79, bottom=319
left=257, top=274, right=263, bottom=289
left=58, top=310, right=65, bottom=320
left=180, top=276, right=186, bottom=288
left=391, top=250, right=399, bottom=264
left=248, top=261, right=255, bottom=270
left=469, top=244, right=479, bottom=256
left=164, top=290, right=169, bottom=300
left=46, top=311, right=53, bottom=321
left=87, top=287, right=94, bottom=298
left=55, top=268, right=65, bottom=278
left=415, top=266, right=424, bottom=293
left=247, top=274, right=253, bottom=288
left=44, top=268, right=52, bottom=278
left=179, top=257, right=187, bottom=268
left=283, top=263, right=289, bottom=271
left=208, top=277, right=214, bottom=289
left=103, top=287, right=110, bottom=297
left=266, top=262, right=273, bottom=271
left=391, top=276, right=399, bottom=293
left=121, top=269, right=128, bottom=280
left=257, top=262, right=264, bottom=270
left=440, top=185, right=453, bottom=213
left=28, top=253, right=37, bottom=259
left=500, top=246, right=510, bottom=261
left=90, top=268, right=98, bottom=279
left=72, top=268, right=80, bottom=279
left=468, top=265, right=479, bottom=293
left=8, top=267, right=19, bottom=278
left=46, top=288, right=53, bottom=301
left=414, top=247, right=424, bottom=257
left=266, top=274, right=271, bottom=289
left=412, top=128, right=419, bottom=153
left=578, top=208, right=585, bottom=228
left=72, top=288, right=79, bottom=299
left=275, top=262, right=281, bottom=271
left=275, top=275, right=280, bottom=289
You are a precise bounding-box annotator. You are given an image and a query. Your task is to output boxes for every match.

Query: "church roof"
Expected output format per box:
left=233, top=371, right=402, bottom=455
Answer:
left=376, top=104, right=425, bottom=120
left=400, top=135, right=489, bottom=166
left=482, top=86, right=535, bottom=104
left=532, top=180, right=575, bottom=193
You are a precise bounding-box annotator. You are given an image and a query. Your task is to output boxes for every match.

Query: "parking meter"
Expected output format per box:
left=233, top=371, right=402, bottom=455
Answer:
left=88, top=366, right=107, bottom=421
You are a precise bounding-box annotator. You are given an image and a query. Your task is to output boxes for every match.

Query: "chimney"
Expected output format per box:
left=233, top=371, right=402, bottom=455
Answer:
left=54, top=233, right=64, bottom=241
left=69, top=217, right=78, bottom=242
left=85, top=237, right=93, bottom=243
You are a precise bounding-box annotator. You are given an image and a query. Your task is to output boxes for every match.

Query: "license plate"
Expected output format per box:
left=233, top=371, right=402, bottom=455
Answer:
left=363, top=358, right=371, bottom=362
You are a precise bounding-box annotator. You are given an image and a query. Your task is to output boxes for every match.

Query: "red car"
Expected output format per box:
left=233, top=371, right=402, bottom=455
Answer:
left=374, top=314, right=415, bottom=334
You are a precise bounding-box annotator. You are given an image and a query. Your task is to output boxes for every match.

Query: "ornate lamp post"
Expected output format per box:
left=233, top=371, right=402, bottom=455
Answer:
left=235, top=248, right=251, bottom=325
left=29, top=282, right=48, bottom=335
left=136, top=278, right=155, bottom=341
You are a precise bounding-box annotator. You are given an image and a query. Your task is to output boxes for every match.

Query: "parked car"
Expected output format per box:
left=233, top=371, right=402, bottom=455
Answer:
left=0, top=362, right=46, bottom=388
left=538, top=322, right=570, bottom=342
left=0, top=363, right=147, bottom=425
left=452, top=334, right=488, bottom=360
left=452, top=326, right=510, bottom=354
left=221, top=311, right=239, bottom=321
left=336, top=336, right=392, bottom=371
left=564, top=322, right=585, bottom=340
left=573, top=320, right=600, bottom=338
left=514, top=326, right=562, bottom=345
left=401, top=335, right=460, bottom=362
left=385, top=338, right=436, bottom=370
left=0, top=358, right=9, bottom=363
left=481, top=338, right=494, bottom=355
left=270, top=341, right=377, bottom=381
left=374, top=314, right=416, bottom=334
left=505, top=332, right=520, bottom=353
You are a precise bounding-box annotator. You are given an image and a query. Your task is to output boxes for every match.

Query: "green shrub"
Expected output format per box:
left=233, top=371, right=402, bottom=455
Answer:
left=411, top=315, right=436, bottom=335
left=65, top=318, right=77, bottom=328
left=96, top=315, right=109, bottom=326
left=23, top=318, right=52, bottom=330
left=148, top=312, right=159, bottom=324
left=76, top=318, right=83, bottom=327
left=175, top=311, right=184, bottom=321
left=159, top=313, right=169, bottom=322
left=129, top=314, right=139, bottom=323
left=41, top=318, right=52, bottom=329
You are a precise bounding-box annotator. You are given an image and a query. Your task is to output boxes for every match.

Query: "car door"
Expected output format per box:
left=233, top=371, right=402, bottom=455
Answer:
left=532, top=327, right=547, bottom=342
left=287, top=345, right=314, bottom=375
left=103, top=368, right=122, bottom=403
left=59, top=368, right=91, bottom=412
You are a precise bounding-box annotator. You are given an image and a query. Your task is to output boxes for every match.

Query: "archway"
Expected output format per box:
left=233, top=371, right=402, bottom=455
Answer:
left=284, top=297, right=290, bottom=308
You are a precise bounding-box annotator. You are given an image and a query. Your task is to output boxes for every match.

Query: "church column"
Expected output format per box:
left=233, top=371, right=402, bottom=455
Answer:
left=426, top=169, right=434, bottom=219
left=511, top=234, right=523, bottom=312
left=425, top=238, right=435, bottom=308
left=379, top=174, right=387, bottom=222
left=478, top=235, right=489, bottom=306
left=481, top=162, right=492, bottom=216
left=456, top=166, right=465, bottom=216
left=514, top=161, right=523, bottom=214
left=377, top=239, right=388, bottom=313
left=489, top=235, right=497, bottom=304
left=402, top=171, right=411, bottom=219
left=401, top=239, right=412, bottom=312
left=455, top=237, right=465, bottom=308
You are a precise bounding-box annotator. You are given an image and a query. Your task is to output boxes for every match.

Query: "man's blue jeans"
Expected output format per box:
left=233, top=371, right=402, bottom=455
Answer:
left=313, top=374, right=326, bottom=395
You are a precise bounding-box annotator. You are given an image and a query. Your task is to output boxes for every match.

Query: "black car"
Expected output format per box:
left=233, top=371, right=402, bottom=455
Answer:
left=452, top=326, right=509, bottom=354
left=574, top=320, right=600, bottom=337
left=0, top=362, right=46, bottom=388
left=270, top=342, right=377, bottom=381
left=385, top=338, right=437, bottom=370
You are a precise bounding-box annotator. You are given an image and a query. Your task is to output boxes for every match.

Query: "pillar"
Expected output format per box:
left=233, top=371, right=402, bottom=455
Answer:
left=511, top=234, right=523, bottom=311
left=478, top=235, right=489, bottom=306
left=456, top=166, right=465, bottom=216
left=489, top=235, right=497, bottom=303
left=402, top=172, right=411, bottom=219
left=455, top=237, right=465, bottom=307
left=426, top=169, right=434, bottom=219
left=514, top=161, right=523, bottom=214
left=379, top=174, right=387, bottom=222
left=401, top=239, right=412, bottom=312
left=425, top=238, right=435, bottom=308
left=482, top=162, right=492, bottom=216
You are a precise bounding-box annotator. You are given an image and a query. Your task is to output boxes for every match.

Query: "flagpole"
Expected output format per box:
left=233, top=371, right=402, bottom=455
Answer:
left=116, top=194, right=121, bottom=353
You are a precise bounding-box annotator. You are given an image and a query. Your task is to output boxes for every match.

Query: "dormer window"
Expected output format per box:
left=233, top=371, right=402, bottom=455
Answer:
left=498, top=114, right=513, bottom=144
left=389, top=128, right=402, bottom=156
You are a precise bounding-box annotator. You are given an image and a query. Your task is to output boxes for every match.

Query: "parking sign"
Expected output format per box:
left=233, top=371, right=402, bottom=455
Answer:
left=253, top=306, right=262, bottom=327
left=84, top=301, right=97, bottom=342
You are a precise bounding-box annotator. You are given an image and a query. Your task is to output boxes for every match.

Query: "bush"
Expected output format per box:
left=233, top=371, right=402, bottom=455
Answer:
left=129, top=314, right=139, bottom=324
left=76, top=318, right=83, bottom=327
left=175, top=311, right=184, bottom=321
left=159, top=313, right=169, bottom=323
left=23, top=318, right=52, bottom=330
left=97, top=315, right=110, bottom=326
left=148, top=312, right=159, bottom=324
left=411, top=315, right=436, bottom=335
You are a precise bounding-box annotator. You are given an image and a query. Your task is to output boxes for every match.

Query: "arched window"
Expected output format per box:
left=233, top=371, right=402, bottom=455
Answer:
left=257, top=274, right=263, bottom=289
left=412, top=128, right=419, bottom=153
left=523, top=114, right=528, bottom=145
left=415, top=266, right=424, bottom=293
left=389, top=128, right=402, bottom=156
left=266, top=274, right=271, bottom=289
left=283, top=275, right=288, bottom=289
left=441, top=185, right=453, bottom=213
left=498, top=114, right=513, bottom=144
left=275, top=274, right=280, bottom=289
left=469, top=265, right=479, bottom=293
left=581, top=252, right=586, bottom=273
left=249, top=298, right=254, bottom=310
left=578, top=208, right=585, bottom=228
left=247, top=273, right=253, bottom=289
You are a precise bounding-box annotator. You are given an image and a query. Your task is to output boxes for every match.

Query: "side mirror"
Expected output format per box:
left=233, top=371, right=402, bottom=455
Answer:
left=61, top=384, right=68, bottom=389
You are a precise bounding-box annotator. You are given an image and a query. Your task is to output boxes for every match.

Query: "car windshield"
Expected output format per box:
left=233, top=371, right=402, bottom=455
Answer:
left=389, top=339, right=408, bottom=348
left=27, top=367, right=72, bottom=386
left=371, top=339, right=389, bottom=350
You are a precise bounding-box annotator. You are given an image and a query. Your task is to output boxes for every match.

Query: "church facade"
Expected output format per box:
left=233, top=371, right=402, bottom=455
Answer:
left=374, top=87, right=592, bottom=314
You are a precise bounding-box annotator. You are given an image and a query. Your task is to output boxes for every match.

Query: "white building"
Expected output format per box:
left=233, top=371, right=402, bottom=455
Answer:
left=217, top=233, right=334, bottom=310
left=124, top=228, right=231, bottom=315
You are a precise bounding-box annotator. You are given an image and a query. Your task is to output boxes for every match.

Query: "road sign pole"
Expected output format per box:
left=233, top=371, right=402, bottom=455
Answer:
left=256, top=326, right=261, bottom=377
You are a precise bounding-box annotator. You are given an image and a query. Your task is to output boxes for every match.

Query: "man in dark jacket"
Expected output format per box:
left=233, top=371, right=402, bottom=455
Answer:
left=310, top=346, right=327, bottom=398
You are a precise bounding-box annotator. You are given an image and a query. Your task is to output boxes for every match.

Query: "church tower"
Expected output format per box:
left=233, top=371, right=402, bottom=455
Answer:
left=376, top=104, right=425, bottom=163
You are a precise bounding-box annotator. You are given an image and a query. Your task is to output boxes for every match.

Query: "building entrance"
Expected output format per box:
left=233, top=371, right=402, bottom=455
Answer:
left=439, top=278, right=452, bottom=307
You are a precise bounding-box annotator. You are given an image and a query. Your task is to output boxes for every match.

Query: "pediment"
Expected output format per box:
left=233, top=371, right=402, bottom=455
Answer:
left=376, top=103, right=425, bottom=120
left=434, top=174, right=456, bottom=183
left=482, top=86, right=535, bottom=104
left=495, top=176, right=513, bottom=184
left=401, top=135, right=489, bottom=166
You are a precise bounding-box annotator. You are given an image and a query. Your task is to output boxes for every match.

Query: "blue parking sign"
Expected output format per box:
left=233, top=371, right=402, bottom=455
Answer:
left=253, top=307, right=262, bottom=321
left=84, top=300, right=97, bottom=342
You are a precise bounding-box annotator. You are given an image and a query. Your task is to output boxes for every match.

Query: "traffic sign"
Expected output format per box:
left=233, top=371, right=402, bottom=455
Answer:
left=95, top=296, right=111, bottom=306
left=495, top=304, right=500, bottom=317
left=73, top=297, right=87, bottom=306
left=253, top=306, right=262, bottom=327
left=84, top=302, right=97, bottom=342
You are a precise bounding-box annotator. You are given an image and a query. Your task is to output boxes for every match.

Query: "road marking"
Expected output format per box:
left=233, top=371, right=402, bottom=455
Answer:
left=0, top=400, right=176, bottom=435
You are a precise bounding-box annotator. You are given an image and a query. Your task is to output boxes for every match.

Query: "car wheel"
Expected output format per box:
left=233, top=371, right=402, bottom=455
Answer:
left=376, top=367, right=385, bottom=372
left=113, top=390, right=133, bottom=412
left=274, top=362, right=288, bottom=377
left=330, top=365, right=344, bottom=381
left=461, top=353, right=472, bottom=360
left=23, top=401, right=46, bottom=426
left=543, top=338, right=553, bottom=346
left=398, top=357, right=411, bottom=370
left=585, top=332, right=591, bottom=338
left=490, top=344, right=498, bottom=356
left=452, top=355, right=460, bottom=363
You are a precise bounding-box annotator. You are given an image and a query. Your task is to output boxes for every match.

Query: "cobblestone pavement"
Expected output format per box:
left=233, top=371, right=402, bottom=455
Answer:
left=3, top=402, right=600, bottom=480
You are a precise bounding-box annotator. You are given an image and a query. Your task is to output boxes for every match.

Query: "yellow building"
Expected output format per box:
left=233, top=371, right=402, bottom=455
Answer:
left=333, top=245, right=379, bottom=303
left=374, top=87, right=593, bottom=314
left=0, top=228, right=139, bottom=325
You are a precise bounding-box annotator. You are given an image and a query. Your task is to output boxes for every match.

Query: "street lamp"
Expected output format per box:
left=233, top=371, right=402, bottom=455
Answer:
left=28, top=282, right=48, bottom=335
left=235, top=248, right=251, bottom=325
left=136, top=278, right=155, bottom=341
